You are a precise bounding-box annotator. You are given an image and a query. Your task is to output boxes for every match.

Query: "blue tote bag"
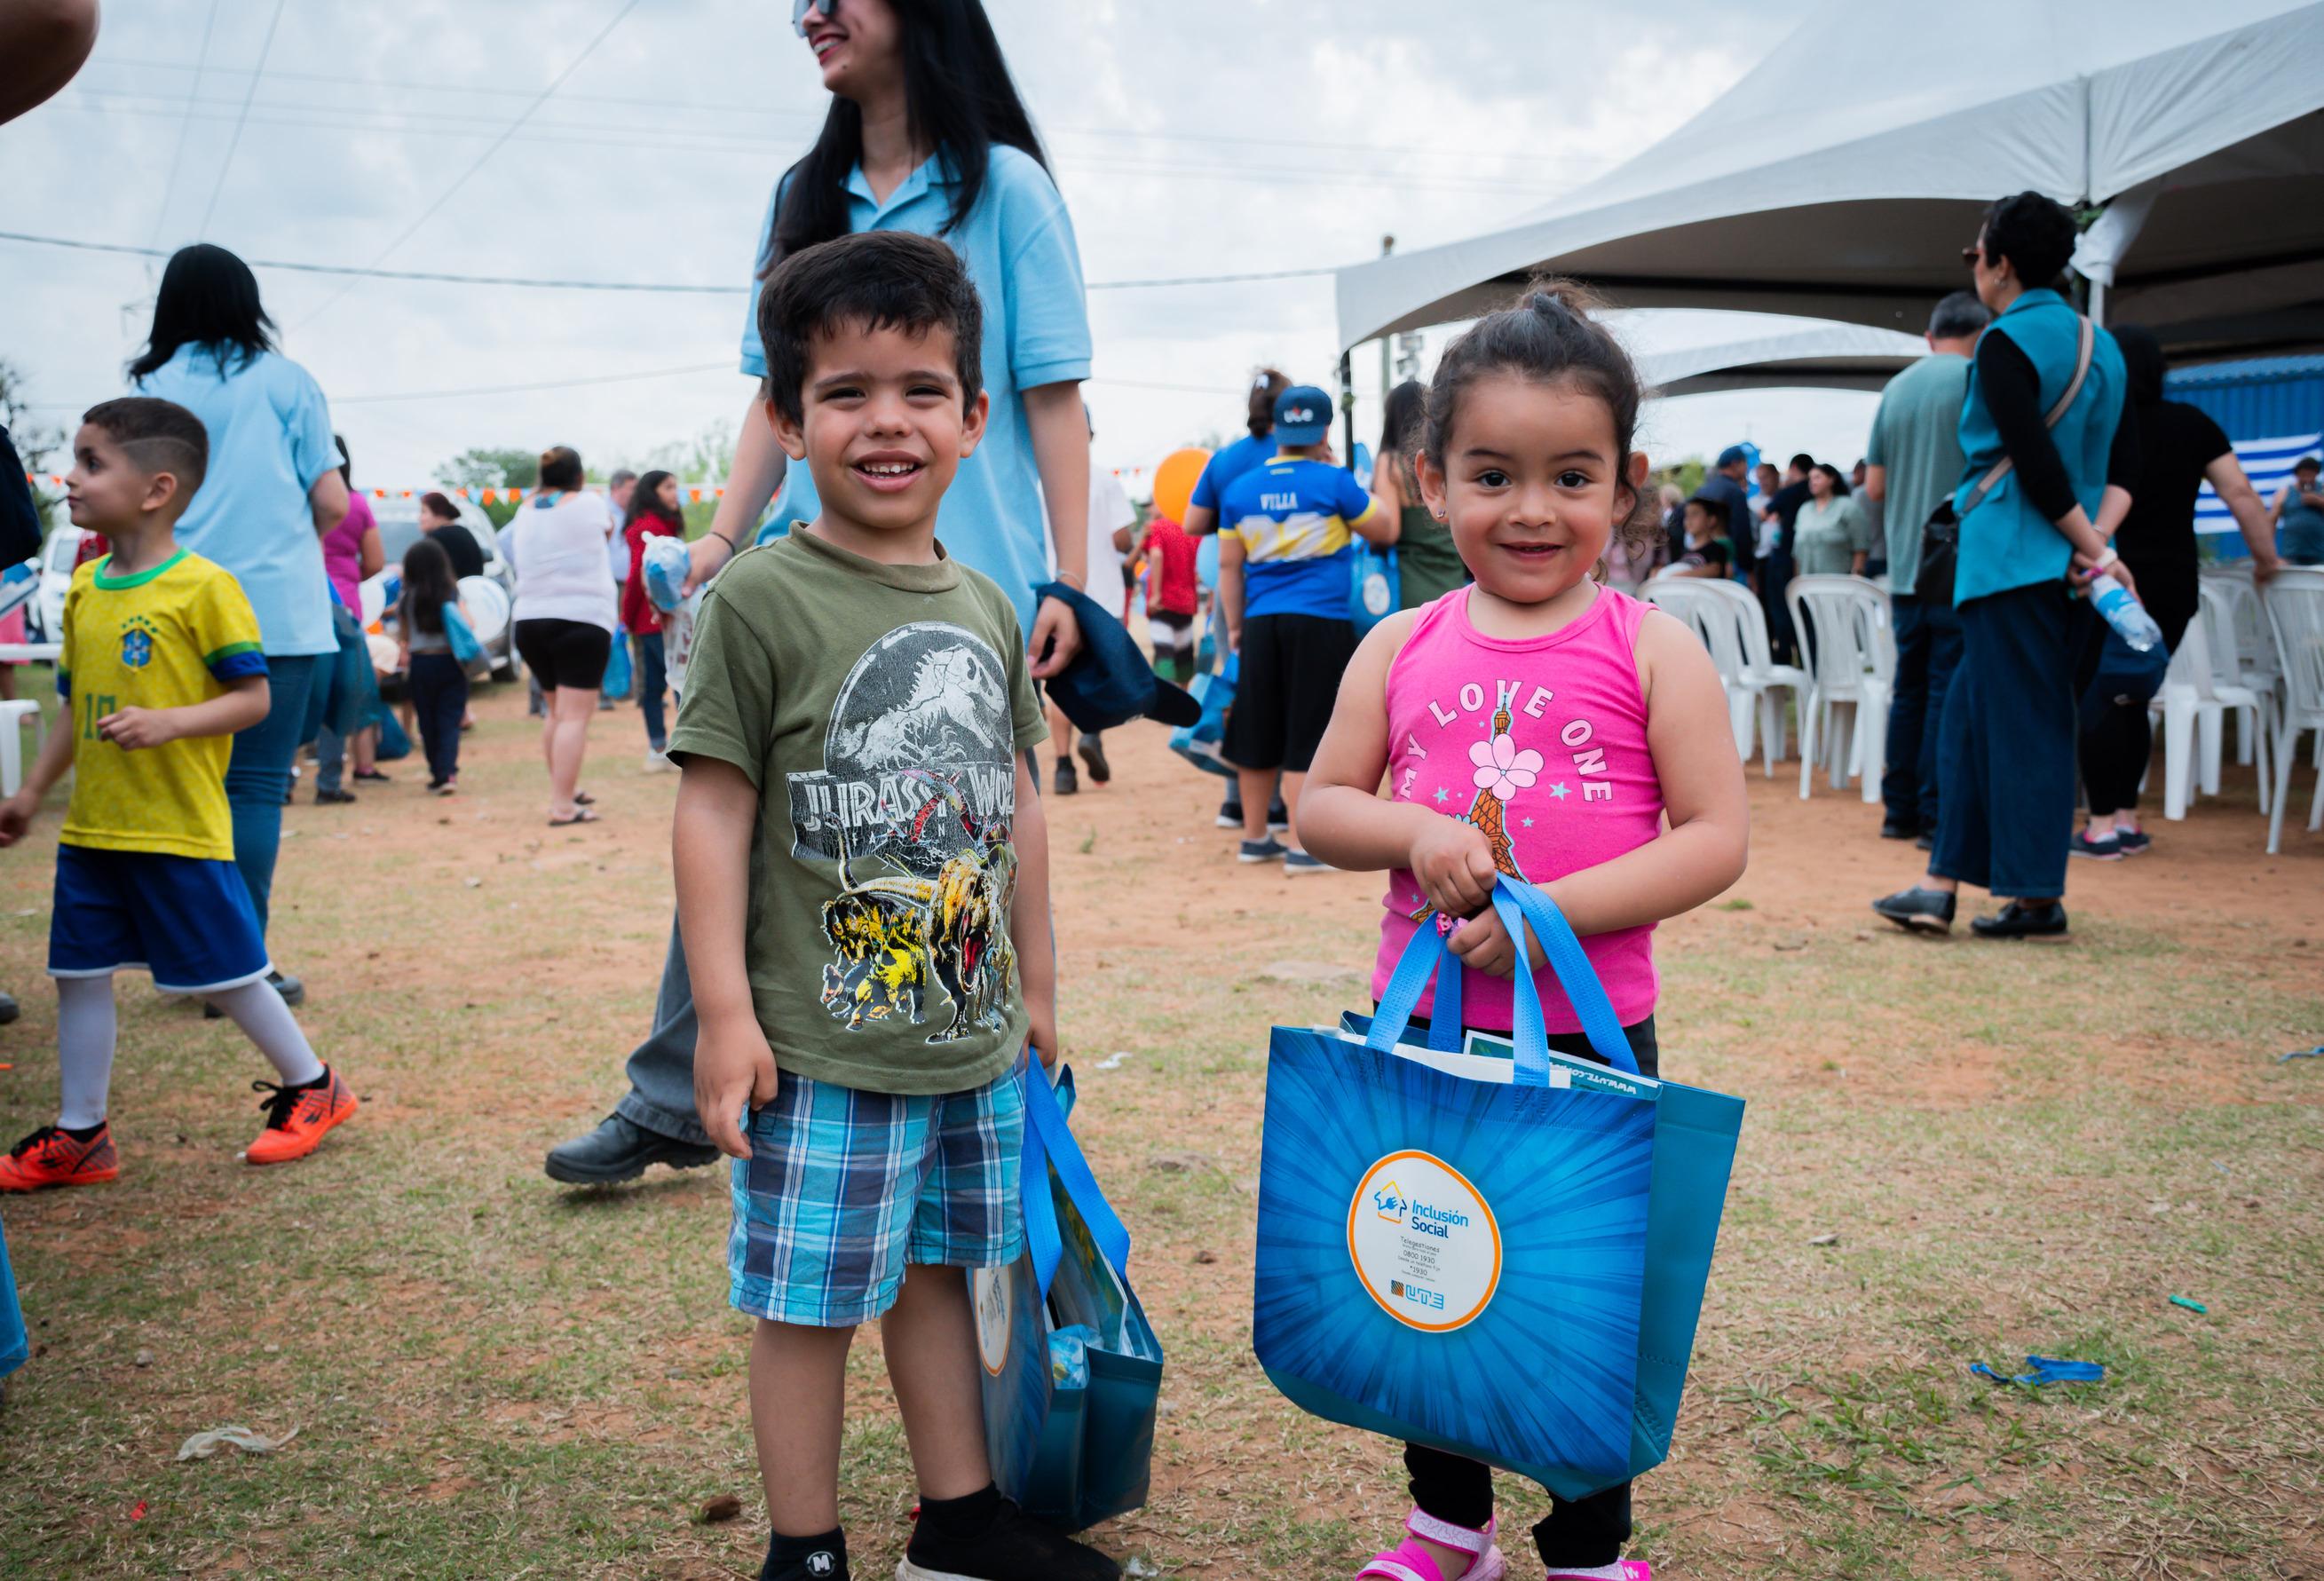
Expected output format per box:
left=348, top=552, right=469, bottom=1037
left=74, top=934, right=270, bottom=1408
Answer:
left=441, top=602, right=492, bottom=683
left=977, top=1063, right=1165, bottom=1532
left=1168, top=653, right=1237, bottom=779
left=1254, top=877, right=1744, bottom=1498
left=1350, top=542, right=1400, bottom=636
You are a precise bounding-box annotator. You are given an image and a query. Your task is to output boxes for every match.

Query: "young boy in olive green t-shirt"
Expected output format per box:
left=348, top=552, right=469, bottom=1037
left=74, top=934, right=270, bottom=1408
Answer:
left=668, top=231, right=1114, bottom=1581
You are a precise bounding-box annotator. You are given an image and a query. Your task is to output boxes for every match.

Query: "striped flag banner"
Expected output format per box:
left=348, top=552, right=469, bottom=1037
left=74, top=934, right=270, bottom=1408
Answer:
left=2197, top=431, right=2322, bottom=534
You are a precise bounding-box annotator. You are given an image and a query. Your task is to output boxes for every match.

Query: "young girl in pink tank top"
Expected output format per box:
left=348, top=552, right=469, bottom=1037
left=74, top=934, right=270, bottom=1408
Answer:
left=1301, top=282, right=1750, bottom=1581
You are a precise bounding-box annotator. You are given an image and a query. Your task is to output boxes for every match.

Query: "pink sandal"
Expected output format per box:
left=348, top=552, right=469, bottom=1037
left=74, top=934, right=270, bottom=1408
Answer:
left=1357, top=1507, right=1508, bottom=1581
left=1545, top=1567, right=1653, bottom=1580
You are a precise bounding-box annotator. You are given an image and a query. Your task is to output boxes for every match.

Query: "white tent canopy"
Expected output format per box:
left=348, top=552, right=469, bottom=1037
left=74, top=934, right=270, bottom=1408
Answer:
left=1336, top=0, right=2324, bottom=361
left=1633, top=320, right=1927, bottom=398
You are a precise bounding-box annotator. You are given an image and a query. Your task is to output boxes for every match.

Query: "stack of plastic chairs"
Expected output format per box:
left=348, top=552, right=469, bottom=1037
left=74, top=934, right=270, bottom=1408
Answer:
left=2260, top=567, right=2324, bottom=853
left=1783, top=575, right=1891, bottom=804
left=1689, top=579, right=1804, bottom=777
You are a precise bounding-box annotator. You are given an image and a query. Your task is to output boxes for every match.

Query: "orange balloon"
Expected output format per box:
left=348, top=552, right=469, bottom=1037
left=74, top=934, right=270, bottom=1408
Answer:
left=1150, top=447, right=1211, bottom=524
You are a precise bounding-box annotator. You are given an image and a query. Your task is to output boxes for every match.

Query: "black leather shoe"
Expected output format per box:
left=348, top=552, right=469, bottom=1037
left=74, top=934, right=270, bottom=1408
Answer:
left=1879, top=818, right=1919, bottom=841
left=0, top=992, right=19, bottom=1026
left=1972, top=900, right=2068, bottom=939
left=1077, top=733, right=1111, bottom=785
left=544, top=1113, right=719, bottom=1184
left=1872, top=886, right=1956, bottom=932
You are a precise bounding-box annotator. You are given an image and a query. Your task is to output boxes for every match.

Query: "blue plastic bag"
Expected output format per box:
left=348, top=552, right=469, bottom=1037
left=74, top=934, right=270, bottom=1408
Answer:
left=1351, top=541, right=1399, bottom=636
left=976, top=1063, right=1164, bottom=1532
left=1168, top=654, right=1237, bottom=779
left=1254, top=876, right=1744, bottom=1499
left=600, top=627, right=633, bottom=701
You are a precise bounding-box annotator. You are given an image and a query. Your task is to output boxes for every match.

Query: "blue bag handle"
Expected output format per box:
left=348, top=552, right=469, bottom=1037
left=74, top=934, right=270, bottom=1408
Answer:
left=1018, top=1057, right=1134, bottom=1299
left=1365, top=876, right=1638, bottom=1082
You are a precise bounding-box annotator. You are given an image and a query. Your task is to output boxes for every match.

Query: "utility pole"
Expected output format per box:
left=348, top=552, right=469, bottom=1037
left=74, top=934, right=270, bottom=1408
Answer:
left=1378, top=234, right=1395, bottom=415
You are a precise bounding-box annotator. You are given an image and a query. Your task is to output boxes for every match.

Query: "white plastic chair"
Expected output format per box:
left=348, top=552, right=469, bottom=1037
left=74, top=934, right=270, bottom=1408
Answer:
left=2260, top=568, right=2324, bottom=853
left=0, top=700, right=44, bottom=798
left=1643, top=580, right=1752, bottom=762
left=1691, top=578, right=1803, bottom=775
left=2196, top=581, right=2275, bottom=805
left=2147, top=620, right=2214, bottom=822
left=1783, top=575, right=1891, bottom=802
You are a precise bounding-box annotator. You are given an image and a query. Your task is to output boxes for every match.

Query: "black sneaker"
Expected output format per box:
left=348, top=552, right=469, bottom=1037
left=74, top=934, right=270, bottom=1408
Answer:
left=1971, top=900, right=2068, bottom=939
left=353, top=768, right=391, bottom=784
left=1879, top=818, right=1919, bottom=841
left=2115, top=826, right=2152, bottom=855
left=900, top=1498, right=1118, bottom=1581
left=1915, top=832, right=1935, bottom=852
left=316, top=787, right=358, bottom=805
left=543, top=1113, right=719, bottom=1184
left=1871, top=886, right=1956, bottom=933
left=1268, top=799, right=1291, bottom=834
left=1215, top=796, right=1243, bottom=830
left=1053, top=759, right=1079, bottom=797
left=1238, top=837, right=1287, bottom=864
left=2068, top=829, right=2123, bottom=861
left=1077, top=734, right=1111, bottom=785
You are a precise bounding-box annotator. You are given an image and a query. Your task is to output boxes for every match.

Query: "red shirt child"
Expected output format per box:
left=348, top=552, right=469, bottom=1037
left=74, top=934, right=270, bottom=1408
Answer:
left=1143, top=515, right=1198, bottom=617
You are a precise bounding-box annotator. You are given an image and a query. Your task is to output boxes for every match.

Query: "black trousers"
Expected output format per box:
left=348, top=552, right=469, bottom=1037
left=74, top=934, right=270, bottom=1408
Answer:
left=407, top=652, right=469, bottom=787
left=2075, top=581, right=2194, bottom=818
left=1396, top=1011, right=1660, bottom=1569
left=1881, top=594, right=1963, bottom=833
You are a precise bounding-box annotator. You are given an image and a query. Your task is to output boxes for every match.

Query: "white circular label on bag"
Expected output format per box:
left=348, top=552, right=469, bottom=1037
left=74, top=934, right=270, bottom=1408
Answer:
left=972, top=1267, right=1012, bottom=1377
left=1348, top=1150, right=1502, bottom=1332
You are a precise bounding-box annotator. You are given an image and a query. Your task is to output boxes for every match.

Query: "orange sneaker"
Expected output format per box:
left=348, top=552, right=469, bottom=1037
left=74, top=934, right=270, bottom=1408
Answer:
left=0, top=1123, right=120, bottom=1191
left=244, top=1067, right=358, bottom=1166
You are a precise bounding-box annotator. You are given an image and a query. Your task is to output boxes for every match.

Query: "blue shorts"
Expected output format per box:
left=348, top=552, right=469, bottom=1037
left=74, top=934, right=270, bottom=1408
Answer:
left=47, top=844, right=271, bottom=994
left=727, top=1063, right=1025, bottom=1329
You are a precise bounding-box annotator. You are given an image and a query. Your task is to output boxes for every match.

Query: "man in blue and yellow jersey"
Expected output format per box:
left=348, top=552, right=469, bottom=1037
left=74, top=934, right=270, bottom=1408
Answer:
left=1216, top=383, right=1391, bottom=875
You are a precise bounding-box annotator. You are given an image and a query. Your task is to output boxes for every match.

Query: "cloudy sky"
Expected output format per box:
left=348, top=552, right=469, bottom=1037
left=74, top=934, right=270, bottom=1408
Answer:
left=2, top=0, right=1883, bottom=493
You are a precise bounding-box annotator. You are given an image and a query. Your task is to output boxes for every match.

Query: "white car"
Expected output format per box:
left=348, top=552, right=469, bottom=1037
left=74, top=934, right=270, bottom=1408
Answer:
left=360, top=493, right=518, bottom=677
left=27, top=524, right=87, bottom=644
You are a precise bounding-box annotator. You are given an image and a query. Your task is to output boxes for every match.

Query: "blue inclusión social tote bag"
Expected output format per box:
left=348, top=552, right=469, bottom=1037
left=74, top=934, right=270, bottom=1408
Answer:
left=1254, top=876, right=1743, bottom=1498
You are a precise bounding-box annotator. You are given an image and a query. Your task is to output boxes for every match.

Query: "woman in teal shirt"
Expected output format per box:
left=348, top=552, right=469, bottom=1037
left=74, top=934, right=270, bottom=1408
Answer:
left=131, top=245, right=350, bottom=1001
left=1874, top=193, right=2138, bottom=941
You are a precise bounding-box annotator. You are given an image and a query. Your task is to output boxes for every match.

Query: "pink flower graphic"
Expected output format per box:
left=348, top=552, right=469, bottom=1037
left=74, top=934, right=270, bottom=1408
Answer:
left=1468, top=731, right=1543, bottom=800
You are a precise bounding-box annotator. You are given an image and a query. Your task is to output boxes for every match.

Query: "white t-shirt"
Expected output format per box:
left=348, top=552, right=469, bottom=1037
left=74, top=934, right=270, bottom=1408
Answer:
left=1084, top=468, right=1137, bottom=592
left=508, top=492, right=620, bottom=632
left=605, top=490, right=633, bottom=581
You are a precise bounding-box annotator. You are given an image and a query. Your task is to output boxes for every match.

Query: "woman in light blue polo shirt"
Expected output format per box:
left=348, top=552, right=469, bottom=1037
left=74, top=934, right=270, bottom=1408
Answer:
left=131, top=244, right=350, bottom=1001
left=1873, top=194, right=2138, bottom=942
left=546, top=0, right=1102, bottom=1193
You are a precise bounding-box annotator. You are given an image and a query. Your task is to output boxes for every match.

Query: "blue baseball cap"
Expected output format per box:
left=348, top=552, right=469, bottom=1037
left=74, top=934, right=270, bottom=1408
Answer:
left=1034, top=579, right=1202, bottom=733
left=1715, top=445, right=1749, bottom=469
left=1273, top=385, right=1332, bottom=446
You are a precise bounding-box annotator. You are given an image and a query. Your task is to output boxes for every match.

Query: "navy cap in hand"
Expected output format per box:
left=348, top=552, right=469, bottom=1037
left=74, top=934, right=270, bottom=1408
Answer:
left=1034, top=579, right=1203, bottom=734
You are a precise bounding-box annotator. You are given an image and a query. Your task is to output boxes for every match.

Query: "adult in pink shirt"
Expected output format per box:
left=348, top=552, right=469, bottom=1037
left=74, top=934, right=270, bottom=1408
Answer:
left=313, top=442, right=385, bottom=802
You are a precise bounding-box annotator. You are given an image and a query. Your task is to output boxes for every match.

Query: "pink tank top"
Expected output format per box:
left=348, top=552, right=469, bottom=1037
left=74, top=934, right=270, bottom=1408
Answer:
left=1371, top=585, right=1664, bottom=1033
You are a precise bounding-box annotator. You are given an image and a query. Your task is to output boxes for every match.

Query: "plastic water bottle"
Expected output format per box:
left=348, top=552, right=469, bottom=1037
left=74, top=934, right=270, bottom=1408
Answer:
left=2087, top=565, right=2163, bottom=652
left=641, top=534, right=691, bottom=613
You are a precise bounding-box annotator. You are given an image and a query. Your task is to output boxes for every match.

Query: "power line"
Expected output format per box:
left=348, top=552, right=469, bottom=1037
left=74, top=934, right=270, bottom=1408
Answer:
left=0, top=229, right=1339, bottom=294
left=290, top=0, right=647, bottom=332
left=146, top=0, right=221, bottom=248
left=194, top=0, right=289, bottom=239
left=334, top=361, right=732, bottom=404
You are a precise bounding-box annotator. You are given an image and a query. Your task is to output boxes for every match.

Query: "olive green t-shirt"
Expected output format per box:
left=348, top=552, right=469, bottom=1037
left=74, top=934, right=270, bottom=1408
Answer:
left=667, top=529, right=1048, bottom=1095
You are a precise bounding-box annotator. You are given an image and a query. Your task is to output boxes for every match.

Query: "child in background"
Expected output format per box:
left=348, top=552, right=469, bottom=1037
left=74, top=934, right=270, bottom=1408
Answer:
left=675, top=231, right=1113, bottom=1581
left=1216, top=383, right=1395, bottom=874
left=621, top=469, right=687, bottom=771
left=1671, top=495, right=1735, bottom=579
left=0, top=399, right=358, bottom=1191
left=396, top=535, right=470, bottom=794
left=1299, top=282, right=1749, bottom=1581
left=1141, top=510, right=1199, bottom=682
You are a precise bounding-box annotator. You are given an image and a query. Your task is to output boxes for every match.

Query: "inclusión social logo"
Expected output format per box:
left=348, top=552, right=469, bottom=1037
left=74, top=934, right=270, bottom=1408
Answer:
left=1347, top=1150, right=1501, bottom=1332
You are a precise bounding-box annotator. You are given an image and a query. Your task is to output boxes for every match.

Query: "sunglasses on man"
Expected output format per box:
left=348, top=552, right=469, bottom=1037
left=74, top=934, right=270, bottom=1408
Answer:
left=792, top=0, right=836, bottom=34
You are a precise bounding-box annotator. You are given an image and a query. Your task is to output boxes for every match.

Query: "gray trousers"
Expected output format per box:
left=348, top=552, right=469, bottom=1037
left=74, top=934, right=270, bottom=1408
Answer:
left=613, top=749, right=1047, bottom=1147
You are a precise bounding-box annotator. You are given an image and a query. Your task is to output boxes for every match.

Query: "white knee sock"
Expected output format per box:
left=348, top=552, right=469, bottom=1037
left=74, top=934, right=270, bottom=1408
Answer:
left=209, top=981, right=325, bottom=1088
left=56, top=975, right=118, bottom=1130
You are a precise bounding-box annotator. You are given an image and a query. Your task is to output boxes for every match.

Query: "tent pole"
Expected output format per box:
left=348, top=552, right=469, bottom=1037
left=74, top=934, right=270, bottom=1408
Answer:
left=2090, top=280, right=2107, bottom=326
left=1339, top=350, right=1356, bottom=467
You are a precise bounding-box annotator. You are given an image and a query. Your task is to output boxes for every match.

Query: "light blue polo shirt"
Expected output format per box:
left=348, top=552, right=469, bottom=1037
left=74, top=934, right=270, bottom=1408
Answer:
left=134, top=345, right=339, bottom=657
left=739, top=146, right=1092, bottom=638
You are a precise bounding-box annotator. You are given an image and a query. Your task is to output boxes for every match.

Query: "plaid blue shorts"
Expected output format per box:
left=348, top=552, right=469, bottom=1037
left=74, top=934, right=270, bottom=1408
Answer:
left=727, top=1063, right=1025, bottom=1328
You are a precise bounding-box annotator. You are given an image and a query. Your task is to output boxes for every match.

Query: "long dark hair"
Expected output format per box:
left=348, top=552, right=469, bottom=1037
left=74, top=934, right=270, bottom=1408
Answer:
left=399, top=535, right=458, bottom=636
left=760, top=0, right=1048, bottom=276
left=1811, top=462, right=1852, bottom=499
left=129, top=244, right=276, bottom=381
left=627, top=469, right=682, bottom=531
left=1379, top=376, right=1426, bottom=498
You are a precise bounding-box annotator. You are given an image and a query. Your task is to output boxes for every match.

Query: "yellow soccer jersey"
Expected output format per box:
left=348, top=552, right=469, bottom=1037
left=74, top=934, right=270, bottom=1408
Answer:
left=58, top=550, right=267, bottom=860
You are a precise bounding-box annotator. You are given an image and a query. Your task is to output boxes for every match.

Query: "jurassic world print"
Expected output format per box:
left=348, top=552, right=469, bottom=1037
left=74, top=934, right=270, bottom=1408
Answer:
left=787, top=621, right=1020, bottom=1044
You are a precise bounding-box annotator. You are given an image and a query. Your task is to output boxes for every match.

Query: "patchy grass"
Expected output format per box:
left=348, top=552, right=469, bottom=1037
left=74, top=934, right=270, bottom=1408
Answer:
left=1, top=692, right=2320, bottom=1578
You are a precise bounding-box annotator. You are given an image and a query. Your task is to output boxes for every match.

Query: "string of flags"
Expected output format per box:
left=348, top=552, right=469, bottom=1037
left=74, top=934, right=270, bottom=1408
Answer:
left=26, top=471, right=1151, bottom=499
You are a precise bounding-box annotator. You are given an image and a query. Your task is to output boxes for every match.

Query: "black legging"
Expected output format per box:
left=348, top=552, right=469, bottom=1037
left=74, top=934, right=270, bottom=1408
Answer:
left=2075, top=573, right=2194, bottom=818
left=408, top=652, right=469, bottom=787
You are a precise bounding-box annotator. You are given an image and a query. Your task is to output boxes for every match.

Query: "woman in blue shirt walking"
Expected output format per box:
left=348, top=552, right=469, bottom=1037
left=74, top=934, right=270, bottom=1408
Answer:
left=1873, top=193, right=2139, bottom=940
left=130, top=244, right=351, bottom=1004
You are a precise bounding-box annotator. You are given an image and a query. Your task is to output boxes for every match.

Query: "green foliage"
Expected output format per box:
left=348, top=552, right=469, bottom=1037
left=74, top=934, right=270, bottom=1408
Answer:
left=1658, top=457, right=1706, bottom=500
left=438, top=447, right=538, bottom=493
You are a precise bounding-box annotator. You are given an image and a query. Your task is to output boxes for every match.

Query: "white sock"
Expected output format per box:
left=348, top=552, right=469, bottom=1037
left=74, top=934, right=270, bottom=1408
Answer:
left=56, top=975, right=118, bottom=1130
left=209, top=981, right=325, bottom=1088
left=1544, top=1565, right=1632, bottom=1580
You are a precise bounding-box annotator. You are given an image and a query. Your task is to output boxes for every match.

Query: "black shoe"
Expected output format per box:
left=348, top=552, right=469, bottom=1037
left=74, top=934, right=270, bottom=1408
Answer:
left=353, top=768, right=391, bottom=784
left=902, top=1498, right=1118, bottom=1581
left=0, top=992, right=17, bottom=1026
left=2115, top=826, right=2152, bottom=855
left=1077, top=733, right=1111, bottom=785
left=1268, top=798, right=1291, bottom=834
left=1971, top=900, right=2068, bottom=939
left=316, top=787, right=358, bottom=805
left=543, top=1113, right=719, bottom=1184
left=1871, top=886, right=1956, bottom=933
left=1879, top=818, right=1919, bottom=841
left=1215, top=797, right=1244, bottom=830
left=1915, top=832, right=1934, bottom=851
left=760, top=1530, right=848, bottom=1581
left=1053, top=759, right=1079, bottom=796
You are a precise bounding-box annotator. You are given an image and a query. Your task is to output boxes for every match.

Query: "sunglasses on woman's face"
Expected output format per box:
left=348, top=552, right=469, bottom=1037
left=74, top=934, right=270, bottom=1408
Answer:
left=1961, top=245, right=1985, bottom=268
left=792, top=0, right=836, bottom=36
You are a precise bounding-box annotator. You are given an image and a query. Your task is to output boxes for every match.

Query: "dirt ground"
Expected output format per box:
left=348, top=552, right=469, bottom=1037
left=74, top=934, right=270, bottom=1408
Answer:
left=1, top=678, right=2320, bottom=1579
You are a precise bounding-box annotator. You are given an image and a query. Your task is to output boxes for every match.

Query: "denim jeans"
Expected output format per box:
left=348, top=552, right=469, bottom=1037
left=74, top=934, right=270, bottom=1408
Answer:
left=225, top=652, right=320, bottom=937
left=1880, top=594, right=1963, bottom=834
left=634, top=629, right=668, bottom=751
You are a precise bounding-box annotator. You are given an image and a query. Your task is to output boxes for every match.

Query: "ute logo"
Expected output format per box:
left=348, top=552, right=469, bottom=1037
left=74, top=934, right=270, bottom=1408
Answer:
left=1347, top=1150, right=1502, bottom=1333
